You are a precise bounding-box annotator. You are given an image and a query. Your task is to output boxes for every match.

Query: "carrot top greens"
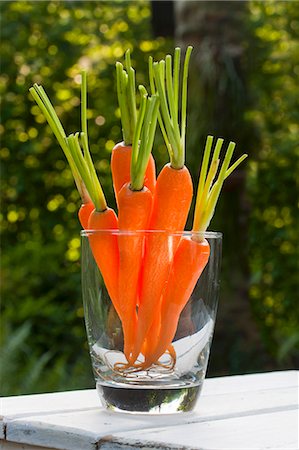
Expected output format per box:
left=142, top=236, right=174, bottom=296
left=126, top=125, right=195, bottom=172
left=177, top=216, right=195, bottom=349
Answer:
left=29, top=83, right=90, bottom=204
left=116, top=49, right=137, bottom=146
left=130, top=87, right=159, bottom=191
left=193, top=135, right=248, bottom=236
left=30, top=48, right=248, bottom=227
left=149, top=46, right=193, bottom=170
left=66, top=72, right=106, bottom=212
left=30, top=72, right=107, bottom=212
left=116, top=51, right=160, bottom=191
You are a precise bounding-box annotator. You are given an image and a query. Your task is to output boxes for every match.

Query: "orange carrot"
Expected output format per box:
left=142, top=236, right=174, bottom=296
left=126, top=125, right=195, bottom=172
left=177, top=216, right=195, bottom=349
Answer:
left=118, top=184, right=153, bottom=359
left=78, top=201, right=94, bottom=229
left=112, top=51, right=156, bottom=206
left=68, top=72, right=120, bottom=306
left=117, top=87, right=159, bottom=361
left=131, top=47, right=194, bottom=363
left=87, top=207, right=119, bottom=308
left=142, top=236, right=210, bottom=368
left=133, top=165, right=193, bottom=362
left=66, top=128, right=120, bottom=315
left=29, top=81, right=95, bottom=228
left=111, top=142, right=156, bottom=204
left=144, top=136, right=248, bottom=367
left=148, top=163, right=193, bottom=231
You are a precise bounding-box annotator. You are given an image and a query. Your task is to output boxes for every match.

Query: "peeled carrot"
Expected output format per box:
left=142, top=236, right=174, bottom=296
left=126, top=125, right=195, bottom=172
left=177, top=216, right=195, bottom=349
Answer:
left=117, top=87, right=159, bottom=361
left=118, top=184, right=153, bottom=359
left=111, top=142, right=156, bottom=204
left=65, top=73, right=122, bottom=317
left=112, top=51, right=156, bottom=206
left=131, top=47, right=194, bottom=363
left=149, top=164, right=192, bottom=230
left=142, top=237, right=210, bottom=368
left=133, top=164, right=193, bottom=358
left=87, top=207, right=119, bottom=308
left=66, top=130, right=121, bottom=315
left=78, top=201, right=95, bottom=229
left=143, top=136, right=248, bottom=367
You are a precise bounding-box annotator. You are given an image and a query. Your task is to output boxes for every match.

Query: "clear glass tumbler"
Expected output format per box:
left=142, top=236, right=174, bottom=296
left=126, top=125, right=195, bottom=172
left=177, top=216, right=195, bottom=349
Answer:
left=81, top=230, right=222, bottom=414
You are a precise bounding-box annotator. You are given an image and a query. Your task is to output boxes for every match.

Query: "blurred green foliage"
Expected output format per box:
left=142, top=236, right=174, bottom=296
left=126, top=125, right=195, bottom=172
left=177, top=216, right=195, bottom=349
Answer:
left=247, top=1, right=299, bottom=363
left=1, top=0, right=298, bottom=395
left=1, top=0, right=171, bottom=395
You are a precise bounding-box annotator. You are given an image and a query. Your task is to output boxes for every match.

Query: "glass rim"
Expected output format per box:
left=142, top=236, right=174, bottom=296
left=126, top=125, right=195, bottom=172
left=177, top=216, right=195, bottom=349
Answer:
left=81, top=229, right=222, bottom=239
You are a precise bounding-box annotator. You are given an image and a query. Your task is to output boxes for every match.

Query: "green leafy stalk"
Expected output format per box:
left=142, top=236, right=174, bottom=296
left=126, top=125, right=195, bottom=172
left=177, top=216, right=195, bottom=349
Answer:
left=81, top=70, right=89, bottom=150
left=149, top=56, right=172, bottom=160
left=193, top=135, right=213, bottom=230
left=67, top=134, right=107, bottom=212
left=130, top=86, right=160, bottom=191
left=29, top=84, right=90, bottom=203
left=151, top=46, right=193, bottom=169
left=79, top=71, right=103, bottom=208
left=180, top=46, right=193, bottom=154
left=116, top=50, right=138, bottom=145
left=224, top=153, right=248, bottom=179
left=193, top=137, right=224, bottom=230
left=116, top=62, right=131, bottom=145
left=153, top=61, right=180, bottom=162
left=131, top=86, right=147, bottom=175
left=125, top=50, right=137, bottom=131
left=193, top=136, right=248, bottom=236
left=30, top=72, right=107, bottom=211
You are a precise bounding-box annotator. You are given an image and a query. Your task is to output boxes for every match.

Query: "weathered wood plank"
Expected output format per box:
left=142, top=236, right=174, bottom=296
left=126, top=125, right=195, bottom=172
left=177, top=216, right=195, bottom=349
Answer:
left=110, top=408, right=299, bottom=450
left=1, top=390, right=99, bottom=419
left=2, top=371, right=297, bottom=420
left=201, top=370, right=298, bottom=396
left=1, top=371, right=297, bottom=450
left=4, top=386, right=297, bottom=448
left=0, top=441, right=54, bottom=450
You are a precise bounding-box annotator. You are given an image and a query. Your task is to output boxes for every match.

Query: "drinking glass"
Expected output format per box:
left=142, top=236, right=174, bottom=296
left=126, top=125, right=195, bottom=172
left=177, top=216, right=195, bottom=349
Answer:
left=81, top=230, right=222, bottom=414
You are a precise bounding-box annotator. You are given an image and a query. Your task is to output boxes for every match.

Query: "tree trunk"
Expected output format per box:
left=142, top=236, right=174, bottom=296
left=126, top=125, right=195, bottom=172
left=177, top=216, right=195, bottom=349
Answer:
left=174, top=1, right=275, bottom=375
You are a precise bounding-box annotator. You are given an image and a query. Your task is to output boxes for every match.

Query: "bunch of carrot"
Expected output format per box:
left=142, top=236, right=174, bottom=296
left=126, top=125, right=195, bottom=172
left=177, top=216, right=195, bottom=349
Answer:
left=30, top=47, right=247, bottom=370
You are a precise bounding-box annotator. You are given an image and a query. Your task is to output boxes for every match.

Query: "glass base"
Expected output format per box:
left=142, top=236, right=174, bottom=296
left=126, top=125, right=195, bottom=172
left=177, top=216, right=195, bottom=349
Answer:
left=96, top=382, right=202, bottom=414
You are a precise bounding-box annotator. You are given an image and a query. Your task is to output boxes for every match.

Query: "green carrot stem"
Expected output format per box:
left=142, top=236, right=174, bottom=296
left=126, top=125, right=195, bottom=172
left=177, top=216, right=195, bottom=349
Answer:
left=165, top=55, right=179, bottom=129
left=133, top=95, right=160, bottom=190
left=116, top=62, right=131, bottom=145
left=173, top=47, right=180, bottom=111
left=37, top=85, right=66, bottom=139
left=153, top=61, right=180, bottom=164
left=67, top=135, right=94, bottom=204
left=116, top=51, right=139, bottom=145
left=125, top=50, right=137, bottom=133
left=199, top=142, right=236, bottom=231
left=29, top=85, right=66, bottom=150
left=180, top=46, right=192, bottom=154
left=198, top=158, right=220, bottom=219
left=206, top=153, right=248, bottom=206
left=193, top=135, right=213, bottom=231
left=192, top=136, right=248, bottom=235
left=149, top=56, right=173, bottom=160
left=151, top=46, right=193, bottom=169
left=131, top=86, right=147, bottom=182
left=130, top=86, right=159, bottom=191
left=67, top=134, right=107, bottom=212
left=225, top=153, right=248, bottom=178
left=79, top=72, right=102, bottom=207
left=81, top=72, right=88, bottom=138
left=29, top=84, right=89, bottom=202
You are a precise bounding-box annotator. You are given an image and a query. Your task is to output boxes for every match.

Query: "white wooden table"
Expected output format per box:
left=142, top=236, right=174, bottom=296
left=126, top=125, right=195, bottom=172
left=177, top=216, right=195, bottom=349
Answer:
left=1, top=371, right=298, bottom=450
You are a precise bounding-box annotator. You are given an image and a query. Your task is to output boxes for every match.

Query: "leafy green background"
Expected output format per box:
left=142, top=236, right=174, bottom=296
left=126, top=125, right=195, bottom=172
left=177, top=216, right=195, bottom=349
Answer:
left=1, top=0, right=298, bottom=395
